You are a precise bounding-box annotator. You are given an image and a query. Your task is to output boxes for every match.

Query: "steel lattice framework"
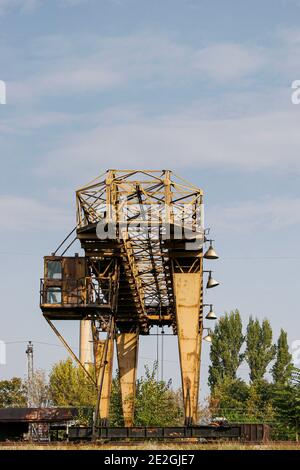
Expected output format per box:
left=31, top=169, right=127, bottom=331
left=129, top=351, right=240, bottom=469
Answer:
left=76, top=169, right=204, bottom=332
left=40, top=169, right=217, bottom=428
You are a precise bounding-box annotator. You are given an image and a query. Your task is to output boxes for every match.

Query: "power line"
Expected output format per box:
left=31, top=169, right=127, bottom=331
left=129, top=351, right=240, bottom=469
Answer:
left=1, top=251, right=300, bottom=260
left=5, top=340, right=83, bottom=352
left=222, top=256, right=300, bottom=260
left=4, top=341, right=252, bottom=370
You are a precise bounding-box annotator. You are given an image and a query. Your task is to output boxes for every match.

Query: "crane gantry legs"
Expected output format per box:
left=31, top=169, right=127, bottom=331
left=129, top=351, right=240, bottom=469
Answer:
left=116, top=330, right=139, bottom=427
left=41, top=170, right=219, bottom=429
left=79, top=320, right=93, bottom=369
left=94, top=337, right=114, bottom=425
left=174, top=273, right=202, bottom=425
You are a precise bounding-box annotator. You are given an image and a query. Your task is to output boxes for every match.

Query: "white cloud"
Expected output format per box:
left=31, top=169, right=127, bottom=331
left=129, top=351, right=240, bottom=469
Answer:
left=60, top=0, right=88, bottom=4
left=37, top=105, right=300, bottom=178
left=0, top=111, right=82, bottom=135
left=274, top=27, right=300, bottom=77
left=0, top=0, right=89, bottom=14
left=9, top=34, right=267, bottom=102
left=0, top=196, right=72, bottom=230
left=0, top=0, right=40, bottom=14
left=10, top=65, right=121, bottom=103
left=9, top=34, right=188, bottom=102
left=193, top=43, right=265, bottom=81
left=209, top=197, right=300, bottom=232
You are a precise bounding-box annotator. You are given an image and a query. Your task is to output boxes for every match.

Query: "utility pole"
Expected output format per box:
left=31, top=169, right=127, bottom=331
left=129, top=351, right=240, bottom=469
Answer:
left=26, top=341, right=35, bottom=441
left=26, top=341, right=34, bottom=407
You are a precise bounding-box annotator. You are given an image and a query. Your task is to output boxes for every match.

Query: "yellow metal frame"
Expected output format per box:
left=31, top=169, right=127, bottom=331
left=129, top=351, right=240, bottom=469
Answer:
left=42, top=169, right=207, bottom=426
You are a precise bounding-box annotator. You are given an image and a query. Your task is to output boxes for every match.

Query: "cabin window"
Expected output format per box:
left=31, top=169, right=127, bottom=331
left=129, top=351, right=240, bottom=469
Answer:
left=47, top=260, right=62, bottom=279
left=47, top=287, right=62, bottom=304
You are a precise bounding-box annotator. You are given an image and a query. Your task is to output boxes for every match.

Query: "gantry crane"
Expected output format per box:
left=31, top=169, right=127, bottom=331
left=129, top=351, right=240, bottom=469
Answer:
left=40, top=170, right=219, bottom=427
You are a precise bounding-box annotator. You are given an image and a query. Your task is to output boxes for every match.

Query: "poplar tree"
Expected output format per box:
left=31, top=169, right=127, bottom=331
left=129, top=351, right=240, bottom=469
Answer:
left=208, top=310, right=245, bottom=391
left=273, top=369, right=300, bottom=441
left=272, top=329, right=293, bottom=385
left=245, top=317, right=276, bottom=382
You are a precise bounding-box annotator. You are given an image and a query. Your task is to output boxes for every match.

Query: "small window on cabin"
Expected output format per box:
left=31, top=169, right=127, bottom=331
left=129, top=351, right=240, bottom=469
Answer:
left=47, top=261, right=62, bottom=279
left=47, top=287, right=62, bottom=304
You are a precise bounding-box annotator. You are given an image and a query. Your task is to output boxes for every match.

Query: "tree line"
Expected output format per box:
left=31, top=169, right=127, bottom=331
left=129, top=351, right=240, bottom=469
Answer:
left=0, top=309, right=299, bottom=439
left=208, top=309, right=300, bottom=440
left=0, top=362, right=183, bottom=427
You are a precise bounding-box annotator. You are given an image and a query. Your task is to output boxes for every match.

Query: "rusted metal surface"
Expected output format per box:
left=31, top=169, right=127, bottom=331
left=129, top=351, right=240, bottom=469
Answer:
left=95, top=334, right=114, bottom=423
left=116, top=330, right=139, bottom=427
left=238, top=423, right=270, bottom=443
left=41, top=170, right=204, bottom=330
left=79, top=319, right=93, bottom=368
left=92, top=315, right=115, bottom=434
left=0, top=408, right=78, bottom=423
left=174, top=273, right=202, bottom=425
left=40, top=170, right=209, bottom=427
left=68, top=425, right=241, bottom=441
left=68, top=424, right=269, bottom=442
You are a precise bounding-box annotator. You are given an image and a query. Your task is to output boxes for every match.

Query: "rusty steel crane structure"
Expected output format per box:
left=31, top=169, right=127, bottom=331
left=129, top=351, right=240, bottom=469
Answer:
left=40, top=169, right=219, bottom=428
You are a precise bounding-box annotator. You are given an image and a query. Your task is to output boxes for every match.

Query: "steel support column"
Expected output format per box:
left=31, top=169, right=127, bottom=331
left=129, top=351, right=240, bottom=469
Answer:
left=94, top=336, right=114, bottom=425
left=116, top=330, right=139, bottom=427
left=174, top=273, right=202, bottom=425
left=79, top=320, right=93, bottom=370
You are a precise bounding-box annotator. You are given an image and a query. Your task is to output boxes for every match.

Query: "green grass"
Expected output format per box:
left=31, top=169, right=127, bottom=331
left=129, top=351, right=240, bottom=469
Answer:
left=0, top=441, right=300, bottom=450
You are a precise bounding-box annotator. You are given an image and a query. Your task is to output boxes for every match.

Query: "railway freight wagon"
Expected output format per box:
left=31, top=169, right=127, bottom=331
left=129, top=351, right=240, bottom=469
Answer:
left=238, top=423, right=270, bottom=443
left=0, top=408, right=269, bottom=443
left=0, top=408, right=78, bottom=441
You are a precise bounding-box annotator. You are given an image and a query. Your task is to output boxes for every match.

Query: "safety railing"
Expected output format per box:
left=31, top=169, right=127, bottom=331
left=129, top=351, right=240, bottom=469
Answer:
left=40, top=277, right=113, bottom=308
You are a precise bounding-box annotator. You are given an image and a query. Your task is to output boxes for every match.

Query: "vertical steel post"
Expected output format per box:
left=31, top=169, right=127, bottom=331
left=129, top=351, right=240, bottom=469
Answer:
left=174, top=272, right=202, bottom=425
left=79, top=320, right=93, bottom=370
left=26, top=341, right=35, bottom=440
left=94, top=336, right=114, bottom=424
left=26, top=341, right=34, bottom=407
left=93, top=317, right=115, bottom=438
left=116, top=330, right=139, bottom=427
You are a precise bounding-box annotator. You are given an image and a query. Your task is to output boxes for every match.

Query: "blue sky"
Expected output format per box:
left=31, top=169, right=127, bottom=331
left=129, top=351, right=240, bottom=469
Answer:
left=1, top=0, right=300, bottom=400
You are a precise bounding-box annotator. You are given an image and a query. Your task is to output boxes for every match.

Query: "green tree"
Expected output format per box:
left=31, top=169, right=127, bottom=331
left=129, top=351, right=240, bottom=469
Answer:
left=272, top=329, right=293, bottom=385
left=209, top=378, right=276, bottom=424
left=49, top=358, right=96, bottom=407
left=245, top=317, right=276, bottom=382
left=134, top=363, right=183, bottom=426
left=0, top=378, right=27, bottom=407
left=211, top=377, right=250, bottom=421
left=208, top=310, right=245, bottom=391
left=48, top=360, right=182, bottom=426
left=24, top=369, right=50, bottom=407
left=246, top=380, right=275, bottom=422
left=273, top=370, right=300, bottom=441
left=109, top=373, right=124, bottom=426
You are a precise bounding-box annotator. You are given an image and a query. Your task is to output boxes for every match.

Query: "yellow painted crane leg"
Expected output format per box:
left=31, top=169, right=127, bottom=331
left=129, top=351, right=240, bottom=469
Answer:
left=174, top=273, right=202, bottom=425
left=193, top=324, right=202, bottom=423
left=94, top=337, right=114, bottom=425
left=116, top=330, right=139, bottom=427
